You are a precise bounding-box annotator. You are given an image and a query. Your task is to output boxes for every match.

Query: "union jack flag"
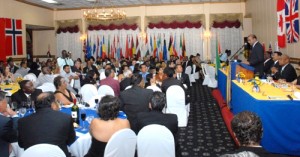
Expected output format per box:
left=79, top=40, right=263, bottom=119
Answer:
left=285, top=0, right=299, bottom=43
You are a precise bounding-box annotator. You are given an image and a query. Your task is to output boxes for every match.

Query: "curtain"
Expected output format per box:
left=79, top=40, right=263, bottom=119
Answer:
left=56, top=32, right=82, bottom=60
left=210, top=27, right=243, bottom=61
left=146, top=27, right=204, bottom=60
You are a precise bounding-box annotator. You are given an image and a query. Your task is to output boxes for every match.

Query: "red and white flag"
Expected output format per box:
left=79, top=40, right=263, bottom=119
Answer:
left=277, top=0, right=286, bottom=48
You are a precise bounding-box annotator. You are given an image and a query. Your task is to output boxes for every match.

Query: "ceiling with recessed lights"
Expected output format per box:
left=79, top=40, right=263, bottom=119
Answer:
left=17, top=0, right=245, bottom=10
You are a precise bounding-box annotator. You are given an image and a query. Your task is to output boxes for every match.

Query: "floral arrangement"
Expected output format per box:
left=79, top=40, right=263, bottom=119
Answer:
left=16, top=76, right=23, bottom=83
left=248, top=76, right=262, bottom=92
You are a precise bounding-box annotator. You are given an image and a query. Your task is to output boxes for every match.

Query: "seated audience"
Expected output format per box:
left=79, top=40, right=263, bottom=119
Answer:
left=54, top=76, right=76, bottom=106
left=263, top=51, right=274, bottom=76
left=0, top=91, right=19, bottom=157
left=28, top=62, right=41, bottom=77
left=15, top=61, right=29, bottom=77
left=270, top=51, right=282, bottom=79
left=119, top=73, right=153, bottom=133
left=223, top=111, right=288, bottom=157
left=84, top=95, right=130, bottom=157
left=72, top=60, right=84, bottom=89
left=37, top=66, right=55, bottom=86
left=7, top=57, right=18, bottom=74
left=81, top=70, right=97, bottom=87
left=137, top=92, right=181, bottom=157
left=120, top=69, right=132, bottom=91
left=1, top=65, right=15, bottom=83
left=272, top=54, right=297, bottom=82
left=11, top=80, right=42, bottom=108
left=155, top=66, right=167, bottom=84
left=100, top=68, right=120, bottom=96
left=145, top=73, right=161, bottom=92
left=60, top=65, right=80, bottom=94
left=18, top=92, right=76, bottom=157
left=83, top=57, right=100, bottom=79
left=175, top=64, right=190, bottom=90
left=139, top=64, right=149, bottom=83
left=220, top=49, right=231, bottom=63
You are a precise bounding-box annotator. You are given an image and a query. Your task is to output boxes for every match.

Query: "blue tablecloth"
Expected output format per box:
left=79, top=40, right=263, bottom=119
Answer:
left=217, top=69, right=227, bottom=101
left=231, top=81, right=300, bottom=156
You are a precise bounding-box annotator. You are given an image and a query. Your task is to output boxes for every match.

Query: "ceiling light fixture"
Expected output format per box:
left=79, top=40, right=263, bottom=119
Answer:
left=41, top=0, right=58, bottom=4
left=83, top=0, right=126, bottom=21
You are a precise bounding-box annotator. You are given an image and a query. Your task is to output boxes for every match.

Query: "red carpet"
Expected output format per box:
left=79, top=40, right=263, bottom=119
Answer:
left=212, top=89, right=239, bottom=146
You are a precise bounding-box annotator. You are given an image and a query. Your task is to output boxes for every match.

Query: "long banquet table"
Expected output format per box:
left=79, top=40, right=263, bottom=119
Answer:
left=230, top=80, right=300, bottom=156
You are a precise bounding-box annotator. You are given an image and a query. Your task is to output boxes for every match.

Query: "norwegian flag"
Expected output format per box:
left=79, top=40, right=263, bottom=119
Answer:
left=285, top=0, right=299, bottom=43
left=0, top=18, right=23, bottom=58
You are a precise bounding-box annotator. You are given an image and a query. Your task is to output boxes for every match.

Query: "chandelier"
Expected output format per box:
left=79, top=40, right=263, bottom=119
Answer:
left=83, top=0, right=126, bottom=21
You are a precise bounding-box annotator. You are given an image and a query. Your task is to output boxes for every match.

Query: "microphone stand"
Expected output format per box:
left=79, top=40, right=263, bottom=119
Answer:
left=229, top=44, right=245, bottom=61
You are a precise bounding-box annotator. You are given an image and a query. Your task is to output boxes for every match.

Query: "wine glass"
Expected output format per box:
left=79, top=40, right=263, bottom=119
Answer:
left=19, top=107, right=27, bottom=117
left=94, top=99, right=99, bottom=109
left=81, top=109, right=87, bottom=131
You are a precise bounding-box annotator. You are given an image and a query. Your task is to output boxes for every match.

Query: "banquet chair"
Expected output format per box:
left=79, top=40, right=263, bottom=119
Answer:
left=104, top=128, right=137, bottom=157
left=37, top=82, right=56, bottom=92
left=203, top=63, right=217, bottom=88
left=185, top=66, right=195, bottom=86
left=146, top=85, right=162, bottom=92
left=165, top=85, right=188, bottom=127
left=24, top=73, right=39, bottom=87
left=98, top=85, right=115, bottom=96
left=68, top=133, right=92, bottom=157
left=21, top=144, right=66, bottom=157
left=125, top=85, right=132, bottom=90
left=201, top=63, right=209, bottom=85
left=137, top=124, right=175, bottom=157
left=79, top=84, right=98, bottom=103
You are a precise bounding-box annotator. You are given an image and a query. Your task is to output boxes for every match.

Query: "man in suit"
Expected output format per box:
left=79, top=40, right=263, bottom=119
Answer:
left=119, top=73, right=153, bottom=133
left=100, top=68, right=120, bottom=96
left=272, top=54, right=297, bottom=82
left=120, top=69, right=132, bottom=91
left=0, top=91, right=19, bottom=157
left=18, top=92, right=76, bottom=157
left=243, top=34, right=264, bottom=78
left=270, top=51, right=282, bottom=80
left=175, top=64, right=190, bottom=90
left=263, top=51, right=274, bottom=76
left=136, top=92, right=181, bottom=157
left=11, top=80, right=43, bottom=109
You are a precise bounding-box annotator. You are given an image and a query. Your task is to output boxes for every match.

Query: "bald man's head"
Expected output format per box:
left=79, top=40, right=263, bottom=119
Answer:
left=35, top=92, right=55, bottom=110
left=279, top=54, right=290, bottom=66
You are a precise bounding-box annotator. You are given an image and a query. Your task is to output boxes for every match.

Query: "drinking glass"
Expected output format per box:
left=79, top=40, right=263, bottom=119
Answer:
left=19, top=107, right=27, bottom=117
left=81, top=109, right=87, bottom=131
left=10, top=102, right=18, bottom=111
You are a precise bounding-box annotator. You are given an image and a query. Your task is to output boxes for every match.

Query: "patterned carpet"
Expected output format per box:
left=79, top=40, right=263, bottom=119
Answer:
left=178, top=81, right=235, bottom=157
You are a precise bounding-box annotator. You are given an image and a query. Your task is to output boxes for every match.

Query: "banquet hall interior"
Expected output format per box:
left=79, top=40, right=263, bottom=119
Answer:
left=0, top=0, right=300, bottom=157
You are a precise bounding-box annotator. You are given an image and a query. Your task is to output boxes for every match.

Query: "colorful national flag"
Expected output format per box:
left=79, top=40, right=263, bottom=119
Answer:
left=173, top=35, right=178, bottom=57
left=131, top=35, right=135, bottom=58
left=125, top=35, right=129, bottom=58
left=163, top=36, right=168, bottom=61
left=86, top=35, right=92, bottom=59
left=277, top=0, right=286, bottom=47
left=215, top=37, right=221, bottom=78
left=168, top=35, right=173, bottom=56
left=0, top=18, right=23, bottom=61
left=285, top=0, right=299, bottom=43
left=102, top=36, right=106, bottom=59
left=182, top=33, right=186, bottom=57
left=153, top=36, right=157, bottom=58
left=145, top=34, right=149, bottom=57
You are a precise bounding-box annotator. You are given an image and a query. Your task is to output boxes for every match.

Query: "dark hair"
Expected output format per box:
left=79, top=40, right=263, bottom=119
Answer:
left=145, top=73, right=153, bottom=87
left=89, top=56, right=95, bottom=62
left=35, top=92, right=55, bottom=110
left=150, top=92, right=166, bottom=111
left=19, top=80, right=31, bottom=90
left=231, top=111, right=263, bottom=146
left=104, top=68, right=113, bottom=77
left=86, top=70, right=95, bottom=79
left=20, top=61, right=26, bottom=67
left=53, top=76, right=64, bottom=89
left=76, top=58, right=82, bottom=63
left=131, top=73, right=143, bottom=86
left=30, top=62, right=39, bottom=70
left=63, top=65, right=69, bottom=70
left=98, top=95, right=120, bottom=120
left=0, top=91, right=6, bottom=101
left=163, top=67, right=174, bottom=78
left=273, top=51, right=282, bottom=56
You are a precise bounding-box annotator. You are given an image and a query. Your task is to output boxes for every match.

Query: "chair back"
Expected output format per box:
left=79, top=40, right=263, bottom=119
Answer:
left=37, top=82, right=56, bottom=92
left=202, top=64, right=217, bottom=88
left=24, top=73, right=39, bottom=87
left=137, top=124, right=175, bottom=157
left=166, top=85, right=188, bottom=127
left=104, top=128, right=137, bottom=157
left=146, top=85, right=162, bottom=92
left=80, top=84, right=98, bottom=103
left=21, top=144, right=66, bottom=157
left=98, top=85, right=115, bottom=96
left=185, top=66, right=195, bottom=84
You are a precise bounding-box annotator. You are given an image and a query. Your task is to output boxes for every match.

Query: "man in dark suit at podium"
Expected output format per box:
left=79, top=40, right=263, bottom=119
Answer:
left=243, top=34, right=264, bottom=78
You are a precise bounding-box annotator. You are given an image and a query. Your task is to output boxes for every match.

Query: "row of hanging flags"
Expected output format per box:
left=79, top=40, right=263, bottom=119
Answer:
left=0, top=18, right=23, bottom=61
left=84, top=33, right=186, bottom=60
left=277, top=0, right=299, bottom=48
